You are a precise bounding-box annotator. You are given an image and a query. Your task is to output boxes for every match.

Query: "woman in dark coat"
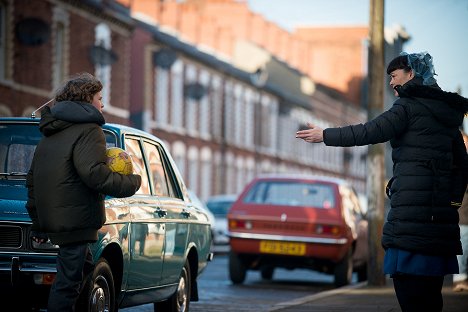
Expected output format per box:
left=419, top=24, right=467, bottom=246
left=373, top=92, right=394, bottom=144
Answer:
left=296, top=52, right=468, bottom=312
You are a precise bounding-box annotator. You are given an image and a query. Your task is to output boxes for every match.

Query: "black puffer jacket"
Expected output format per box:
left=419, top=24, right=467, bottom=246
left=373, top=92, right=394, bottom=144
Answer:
left=323, top=79, right=468, bottom=256
left=26, top=101, right=141, bottom=245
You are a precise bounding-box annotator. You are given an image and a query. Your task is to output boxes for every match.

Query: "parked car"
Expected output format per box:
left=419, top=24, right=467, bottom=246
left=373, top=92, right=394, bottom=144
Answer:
left=227, top=174, right=368, bottom=287
left=0, top=117, right=213, bottom=311
left=206, top=194, right=237, bottom=246
left=188, top=189, right=216, bottom=244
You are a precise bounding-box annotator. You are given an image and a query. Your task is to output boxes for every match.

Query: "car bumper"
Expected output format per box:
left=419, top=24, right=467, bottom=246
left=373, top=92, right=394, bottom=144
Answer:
left=229, top=232, right=349, bottom=262
left=0, top=253, right=57, bottom=288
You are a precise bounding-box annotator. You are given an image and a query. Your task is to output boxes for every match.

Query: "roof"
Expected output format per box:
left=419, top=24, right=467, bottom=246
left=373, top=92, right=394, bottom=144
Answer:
left=206, top=194, right=238, bottom=202
left=136, top=19, right=311, bottom=109
left=253, top=173, right=349, bottom=186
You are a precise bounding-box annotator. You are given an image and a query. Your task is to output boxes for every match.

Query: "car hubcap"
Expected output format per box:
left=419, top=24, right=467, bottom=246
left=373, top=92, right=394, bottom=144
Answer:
left=91, top=276, right=110, bottom=312
left=177, top=270, right=188, bottom=312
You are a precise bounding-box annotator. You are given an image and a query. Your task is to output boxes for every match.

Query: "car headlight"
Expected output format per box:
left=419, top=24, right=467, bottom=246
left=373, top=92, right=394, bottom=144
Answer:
left=32, top=239, right=59, bottom=250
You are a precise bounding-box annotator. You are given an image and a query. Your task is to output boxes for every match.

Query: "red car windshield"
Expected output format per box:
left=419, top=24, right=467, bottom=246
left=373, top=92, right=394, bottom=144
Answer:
left=243, top=181, right=335, bottom=209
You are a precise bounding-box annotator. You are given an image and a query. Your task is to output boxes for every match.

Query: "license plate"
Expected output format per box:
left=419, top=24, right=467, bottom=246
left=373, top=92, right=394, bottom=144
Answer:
left=259, top=241, right=306, bottom=256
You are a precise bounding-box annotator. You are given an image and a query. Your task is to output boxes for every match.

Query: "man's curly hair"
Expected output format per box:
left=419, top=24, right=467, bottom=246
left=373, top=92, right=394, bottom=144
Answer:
left=55, top=72, right=103, bottom=104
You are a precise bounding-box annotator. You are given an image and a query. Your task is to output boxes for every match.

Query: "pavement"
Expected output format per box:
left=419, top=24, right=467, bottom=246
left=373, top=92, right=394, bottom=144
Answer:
left=268, top=276, right=468, bottom=312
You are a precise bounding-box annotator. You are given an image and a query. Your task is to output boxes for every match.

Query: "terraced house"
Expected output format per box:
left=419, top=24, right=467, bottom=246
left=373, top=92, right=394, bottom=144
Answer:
left=0, top=0, right=409, bottom=200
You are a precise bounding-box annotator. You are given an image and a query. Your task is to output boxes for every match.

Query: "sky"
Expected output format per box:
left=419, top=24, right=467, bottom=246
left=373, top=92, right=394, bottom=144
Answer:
left=248, top=0, right=468, bottom=97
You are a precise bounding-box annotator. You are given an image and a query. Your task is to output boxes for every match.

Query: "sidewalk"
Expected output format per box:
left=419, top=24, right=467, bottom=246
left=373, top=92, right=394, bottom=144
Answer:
left=269, top=277, right=468, bottom=312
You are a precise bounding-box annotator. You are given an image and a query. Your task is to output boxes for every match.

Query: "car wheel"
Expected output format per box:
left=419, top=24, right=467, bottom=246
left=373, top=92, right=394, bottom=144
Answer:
left=229, top=251, right=246, bottom=284
left=154, top=260, right=191, bottom=312
left=77, top=258, right=116, bottom=312
left=334, top=249, right=353, bottom=287
left=260, top=266, right=274, bottom=280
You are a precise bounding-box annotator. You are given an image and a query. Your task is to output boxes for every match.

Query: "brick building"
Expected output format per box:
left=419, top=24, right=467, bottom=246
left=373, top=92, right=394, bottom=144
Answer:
left=0, top=0, right=134, bottom=124
left=0, top=0, right=409, bottom=199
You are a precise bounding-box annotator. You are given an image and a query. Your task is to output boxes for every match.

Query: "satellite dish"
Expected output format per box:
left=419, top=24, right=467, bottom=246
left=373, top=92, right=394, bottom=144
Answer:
left=250, top=66, right=268, bottom=87
left=153, top=48, right=177, bottom=69
left=184, top=82, right=206, bottom=101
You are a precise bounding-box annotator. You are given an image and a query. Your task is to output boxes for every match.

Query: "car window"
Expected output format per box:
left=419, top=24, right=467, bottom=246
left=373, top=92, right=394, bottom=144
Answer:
left=142, top=141, right=174, bottom=197
left=125, top=137, right=151, bottom=195
left=104, top=130, right=118, bottom=148
left=0, top=124, right=42, bottom=176
left=340, top=186, right=363, bottom=219
left=243, top=181, right=335, bottom=208
left=206, top=200, right=234, bottom=217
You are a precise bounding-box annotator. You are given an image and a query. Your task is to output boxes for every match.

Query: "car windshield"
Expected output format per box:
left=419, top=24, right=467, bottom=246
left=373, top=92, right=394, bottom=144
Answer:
left=0, top=123, right=42, bottom=179
left=206, top=200, right=234, bottom=217
left=243, top=181, right=335, bottom=209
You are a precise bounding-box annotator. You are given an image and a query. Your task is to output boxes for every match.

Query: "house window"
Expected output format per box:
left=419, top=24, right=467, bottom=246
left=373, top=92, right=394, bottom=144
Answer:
left=234, top=84, right=243, bottom=146
left=199, top=70, right=210, bottom=139
left=210, top=75, right=222, bottom=139
left=224, top=82, right=234, bottom=144
left=0, top=2, right=6, bottom=80
left=51, top=7, right=69, bottom=89
left=94, top=23, right=111, bottom=107
left=187, top=146, right=199, bottom=193
left=185, top=64, right=197, bottom=135
left=171, top=60, right=184, bottom=130
left=53, top=22, right=65, bottom=89
left=155, top=68, right=169, bottom=126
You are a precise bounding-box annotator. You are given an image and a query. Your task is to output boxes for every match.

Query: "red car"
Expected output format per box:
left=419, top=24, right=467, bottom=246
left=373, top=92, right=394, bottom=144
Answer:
left=227, top=174, right=368, bottom=287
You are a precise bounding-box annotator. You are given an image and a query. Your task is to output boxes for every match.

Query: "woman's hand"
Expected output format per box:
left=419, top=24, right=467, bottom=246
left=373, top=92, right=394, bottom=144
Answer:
left=295, top=122, right=324, bottom=143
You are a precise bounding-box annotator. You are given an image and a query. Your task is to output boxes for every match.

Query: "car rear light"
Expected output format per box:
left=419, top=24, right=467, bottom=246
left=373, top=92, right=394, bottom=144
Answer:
left=33, top=273, right=56, bottom=285
left=315, top=225, right=340, bottom=235
left=229, top=220, right=252, bottom=230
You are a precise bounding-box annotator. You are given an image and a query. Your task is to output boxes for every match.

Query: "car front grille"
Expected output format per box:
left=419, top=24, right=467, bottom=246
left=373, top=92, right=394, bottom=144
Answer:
left=0, top=225, right=23, bottom=248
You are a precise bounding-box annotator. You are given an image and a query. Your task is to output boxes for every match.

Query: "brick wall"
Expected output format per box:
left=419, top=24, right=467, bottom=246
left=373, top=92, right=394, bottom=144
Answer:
left=122, top=0, right=369, bottom=107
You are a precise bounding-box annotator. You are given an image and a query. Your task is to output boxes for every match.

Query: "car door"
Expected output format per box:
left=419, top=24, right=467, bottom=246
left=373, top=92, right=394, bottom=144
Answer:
left=124, top=136, right=165, bottom=290
left=140, top=140, right=190, bottom=286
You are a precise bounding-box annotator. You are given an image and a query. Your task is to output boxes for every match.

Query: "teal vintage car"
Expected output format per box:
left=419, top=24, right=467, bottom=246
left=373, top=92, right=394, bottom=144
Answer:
left=0, top=117, right=213, bottom=311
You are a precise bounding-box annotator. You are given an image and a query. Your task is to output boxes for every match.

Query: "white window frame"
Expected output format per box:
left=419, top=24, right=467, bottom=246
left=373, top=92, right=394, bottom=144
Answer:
left=155, top=67, right=169, bottom=127
left=94, top=23, right=111, bottom=107
left=52, top=7, right=69, bottom=90
left=171, top=60, right=184, bottom=131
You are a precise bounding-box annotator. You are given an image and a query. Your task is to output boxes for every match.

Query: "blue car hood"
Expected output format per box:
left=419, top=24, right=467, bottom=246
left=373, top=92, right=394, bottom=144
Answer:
left=0, top=181, right=31, bottom=222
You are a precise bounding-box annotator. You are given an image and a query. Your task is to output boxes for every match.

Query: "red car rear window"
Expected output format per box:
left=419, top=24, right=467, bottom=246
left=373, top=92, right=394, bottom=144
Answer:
left=243, top=181, right=335, bottom=209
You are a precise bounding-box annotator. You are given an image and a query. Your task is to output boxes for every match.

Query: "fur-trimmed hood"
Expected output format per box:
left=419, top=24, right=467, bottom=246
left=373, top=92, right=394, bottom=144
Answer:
left=395, top=79, right=468, bottom=127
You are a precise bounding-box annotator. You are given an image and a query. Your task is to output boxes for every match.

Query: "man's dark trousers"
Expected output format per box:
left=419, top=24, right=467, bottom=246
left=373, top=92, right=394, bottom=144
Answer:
left=47, top=242, right=94, bottom=312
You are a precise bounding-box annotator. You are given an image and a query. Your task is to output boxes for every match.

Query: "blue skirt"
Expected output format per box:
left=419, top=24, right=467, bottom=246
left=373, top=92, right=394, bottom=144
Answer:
left=384, top=248, right=459, bottom=276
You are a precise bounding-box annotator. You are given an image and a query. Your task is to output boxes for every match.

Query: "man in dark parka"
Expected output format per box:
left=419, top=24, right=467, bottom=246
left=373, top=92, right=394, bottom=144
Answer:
left=296, top=52, right=468, bottom=312
left=26, top=73, right=141, bottom=312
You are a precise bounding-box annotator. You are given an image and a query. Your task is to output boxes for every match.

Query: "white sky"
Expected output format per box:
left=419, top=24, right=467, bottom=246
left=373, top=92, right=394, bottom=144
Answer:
left=248, top=0, right=468, bottom=97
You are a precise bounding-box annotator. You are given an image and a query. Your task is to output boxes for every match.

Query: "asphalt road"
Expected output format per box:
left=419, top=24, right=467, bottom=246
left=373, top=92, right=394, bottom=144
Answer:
left=122, top=251, right=355, bottom=311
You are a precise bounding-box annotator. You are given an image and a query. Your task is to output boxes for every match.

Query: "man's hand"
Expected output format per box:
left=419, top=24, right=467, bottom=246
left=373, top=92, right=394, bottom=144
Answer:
left=30, top=230, right=48, bottom=244
left=295, top=122, right=324, bottom=143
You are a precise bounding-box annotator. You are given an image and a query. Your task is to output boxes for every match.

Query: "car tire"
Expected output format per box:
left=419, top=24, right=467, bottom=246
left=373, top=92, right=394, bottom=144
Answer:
left=260, top=266, right=274, bottom=280
left=229, top=251, right=246, bottom=284
left=154, top=260, right=191, bottom=312
left=77, top=258, right=116, bottom=312
left=334, top=249, right=353, bottom=287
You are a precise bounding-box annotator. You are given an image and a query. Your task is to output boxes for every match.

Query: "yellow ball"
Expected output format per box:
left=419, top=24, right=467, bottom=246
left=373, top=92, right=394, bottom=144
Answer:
left=106, top=147, right=133, bottom=175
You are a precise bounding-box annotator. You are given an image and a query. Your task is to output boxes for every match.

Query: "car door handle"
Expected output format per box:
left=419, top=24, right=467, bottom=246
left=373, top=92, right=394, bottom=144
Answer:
left=156, top=208, right=167, bottom=218
left=181, top=210, right=191, bottom=218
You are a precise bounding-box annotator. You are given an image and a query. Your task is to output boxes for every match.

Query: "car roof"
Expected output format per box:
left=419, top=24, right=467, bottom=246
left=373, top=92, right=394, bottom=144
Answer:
left=207, top=194, right=237, bottom=202
left=0, top=117, right=40, bottom=123
left=253, top=173, right=350, bottom=186
left=0, top=117, right=165, bottom=145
